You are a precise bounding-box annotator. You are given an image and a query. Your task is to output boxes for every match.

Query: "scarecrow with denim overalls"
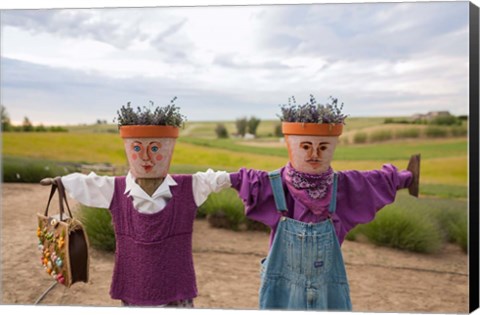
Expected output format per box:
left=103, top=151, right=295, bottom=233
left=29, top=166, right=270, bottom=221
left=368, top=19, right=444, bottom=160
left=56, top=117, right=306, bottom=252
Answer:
left=229, top=96, right=420, bottom=310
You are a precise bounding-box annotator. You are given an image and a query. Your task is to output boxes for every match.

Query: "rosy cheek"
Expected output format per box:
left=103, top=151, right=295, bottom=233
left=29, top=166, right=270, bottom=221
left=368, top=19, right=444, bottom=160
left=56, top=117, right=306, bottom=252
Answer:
left=131, top=153, right=138, bottom=161
left=155, top=154, right=163, bottom=161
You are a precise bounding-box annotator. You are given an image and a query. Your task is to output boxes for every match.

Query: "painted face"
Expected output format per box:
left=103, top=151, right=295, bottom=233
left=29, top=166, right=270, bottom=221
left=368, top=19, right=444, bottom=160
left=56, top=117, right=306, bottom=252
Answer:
left=285, top=135, right=339, bottom=174
left=123, top=137, right=176, bottom=179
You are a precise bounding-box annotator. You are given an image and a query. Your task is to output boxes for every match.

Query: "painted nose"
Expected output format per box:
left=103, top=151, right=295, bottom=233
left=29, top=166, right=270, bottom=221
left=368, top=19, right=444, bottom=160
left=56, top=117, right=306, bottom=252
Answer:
left=140, top=149, right=150, bottom=161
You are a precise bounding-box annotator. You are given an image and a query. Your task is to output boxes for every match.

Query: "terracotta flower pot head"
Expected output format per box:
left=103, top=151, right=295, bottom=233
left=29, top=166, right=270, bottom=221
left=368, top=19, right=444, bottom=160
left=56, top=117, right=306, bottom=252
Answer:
left=120, top=125, right=179, bottom=179
left=116, top=99, right=185, bottom=180
left=283, top=123, right=342, bottom=174
left=279, top=95, right=347, bottom=175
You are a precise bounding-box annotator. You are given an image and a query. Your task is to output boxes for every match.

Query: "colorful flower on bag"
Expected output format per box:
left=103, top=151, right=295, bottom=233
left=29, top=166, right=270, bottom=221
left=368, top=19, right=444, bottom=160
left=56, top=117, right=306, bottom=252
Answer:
left=37, top=227, right=42, bottom=238
left=55, top=257, right=63, bottom=268
left=56, top=274, right=65, bottom=284
left=57, top=236, right=65, bottom=249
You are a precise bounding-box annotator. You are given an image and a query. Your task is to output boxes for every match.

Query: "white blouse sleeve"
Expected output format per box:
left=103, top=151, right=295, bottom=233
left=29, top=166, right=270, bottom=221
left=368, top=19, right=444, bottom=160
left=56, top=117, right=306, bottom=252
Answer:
left=61, top=172, right=115, bottom=209
left=192, top=169, right=232, bottom=206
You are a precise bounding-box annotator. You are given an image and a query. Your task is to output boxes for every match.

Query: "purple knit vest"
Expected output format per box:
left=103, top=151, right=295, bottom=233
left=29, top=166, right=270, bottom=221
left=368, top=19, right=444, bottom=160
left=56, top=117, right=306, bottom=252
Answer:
left=108, top=175, right=197, bottom=305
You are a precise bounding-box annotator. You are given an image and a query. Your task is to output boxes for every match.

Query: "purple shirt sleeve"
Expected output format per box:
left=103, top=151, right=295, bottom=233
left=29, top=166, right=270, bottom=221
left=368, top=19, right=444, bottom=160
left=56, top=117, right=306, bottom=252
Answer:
left=229, top=168, right=282, bottom=229
left=230, top=164, right=412, bottom=246
left=334, top=164, right=412, bottom=243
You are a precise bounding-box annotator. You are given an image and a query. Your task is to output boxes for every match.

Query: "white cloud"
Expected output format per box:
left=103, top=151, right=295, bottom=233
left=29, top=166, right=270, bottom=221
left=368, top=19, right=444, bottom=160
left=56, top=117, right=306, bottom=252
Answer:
left=0, top=2, right=470, bottom=125
left=2, top=9, right=149, bottom=48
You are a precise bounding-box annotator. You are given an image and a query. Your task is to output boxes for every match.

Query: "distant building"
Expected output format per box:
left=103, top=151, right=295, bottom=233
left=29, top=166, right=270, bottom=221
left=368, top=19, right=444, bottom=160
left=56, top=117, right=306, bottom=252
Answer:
left=411, top=113, right=427, bottom=121
left=411, top=111, right=452, bottom=122
left=426, top=111, right=451, bottom=118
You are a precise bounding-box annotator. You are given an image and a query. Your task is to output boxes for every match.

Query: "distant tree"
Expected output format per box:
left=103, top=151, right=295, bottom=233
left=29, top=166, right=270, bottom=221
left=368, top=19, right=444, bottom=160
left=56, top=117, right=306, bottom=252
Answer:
left=274, top=123, right=283, bottom=137
left=430, top=115, right=460, bottom=126
left=35, top=124, right=48, bottom=132
left=235, top=117, right=247, bottom=137
left=247, top=116, right=261, bottom=136
left=1, top=105, right=12, bottom=131
left=22, top=116, right=34, bottom=132
left=215, top=123, right=229, bottom=139
left=49, top=126, right=68, bottom=132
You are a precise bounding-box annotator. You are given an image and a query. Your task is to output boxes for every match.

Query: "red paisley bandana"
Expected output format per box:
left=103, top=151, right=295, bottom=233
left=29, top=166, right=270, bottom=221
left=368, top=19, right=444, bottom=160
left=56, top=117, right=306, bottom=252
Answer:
left=284, top=162, right=334, bottom=215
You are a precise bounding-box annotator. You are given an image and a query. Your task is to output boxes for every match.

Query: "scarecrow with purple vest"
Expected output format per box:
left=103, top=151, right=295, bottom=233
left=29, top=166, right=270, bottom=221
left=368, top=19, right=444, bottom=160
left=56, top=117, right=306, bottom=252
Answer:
left=42, top=99, right=231, bottom=307
left=228, top=95, right=420, bottom=310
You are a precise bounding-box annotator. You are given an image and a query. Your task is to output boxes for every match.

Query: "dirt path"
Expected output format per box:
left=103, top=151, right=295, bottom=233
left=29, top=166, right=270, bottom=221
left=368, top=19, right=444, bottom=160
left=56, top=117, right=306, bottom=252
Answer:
left=1, top=183, right=468, bottom=312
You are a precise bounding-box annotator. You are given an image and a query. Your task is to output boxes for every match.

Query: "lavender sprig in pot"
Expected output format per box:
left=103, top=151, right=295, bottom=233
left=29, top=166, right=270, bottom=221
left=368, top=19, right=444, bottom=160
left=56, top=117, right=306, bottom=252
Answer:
left=115, top=97, right=187, bottom=196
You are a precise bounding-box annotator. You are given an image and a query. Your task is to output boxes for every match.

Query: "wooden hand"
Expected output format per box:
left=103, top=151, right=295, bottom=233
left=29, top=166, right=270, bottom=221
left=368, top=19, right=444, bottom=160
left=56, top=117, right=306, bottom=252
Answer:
left=40, top=176, right=61, bottom=186
left=407, top=154, right=421, bottom=197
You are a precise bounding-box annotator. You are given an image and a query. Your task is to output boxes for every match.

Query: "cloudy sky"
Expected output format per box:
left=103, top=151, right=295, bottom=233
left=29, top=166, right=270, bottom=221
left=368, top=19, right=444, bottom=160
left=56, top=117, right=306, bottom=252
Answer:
left=0, top=1, right=471, bottom=125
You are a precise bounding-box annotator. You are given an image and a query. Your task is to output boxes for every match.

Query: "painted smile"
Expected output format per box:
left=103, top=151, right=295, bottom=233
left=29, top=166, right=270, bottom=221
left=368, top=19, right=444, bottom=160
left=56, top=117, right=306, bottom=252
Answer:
left=142, top=165, right=153, bottom=172
left=307, top=160, right=322, bottom=168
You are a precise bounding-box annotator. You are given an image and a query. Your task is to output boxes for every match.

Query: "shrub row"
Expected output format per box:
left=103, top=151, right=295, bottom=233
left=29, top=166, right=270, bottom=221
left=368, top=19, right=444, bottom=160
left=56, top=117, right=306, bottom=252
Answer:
left=2, top=156, right=80, bottom=183
left=352, top=125, right=467, bottom=144
left=384, top=115, right=465, bottom=126
left=198, top=188, right=269, bottom=232
left=353, top=207, right=443, bottom=253
left=79, top=189, right=466, bottom=255
left=199, top=188, right=245, bottom=231
left=78, top=188, right=268, bottom=252
left=78, top=207, right=116, bottom=252
left=3, top=126, right=68, bottom=132
left=345, top=194, right=467, bottom=253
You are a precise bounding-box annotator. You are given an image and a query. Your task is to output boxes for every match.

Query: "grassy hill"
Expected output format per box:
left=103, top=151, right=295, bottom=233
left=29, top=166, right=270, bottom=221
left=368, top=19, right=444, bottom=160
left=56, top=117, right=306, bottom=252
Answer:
left=2, top=117, right=468, bottom=253
left=2, top=117, right=468, bottom=198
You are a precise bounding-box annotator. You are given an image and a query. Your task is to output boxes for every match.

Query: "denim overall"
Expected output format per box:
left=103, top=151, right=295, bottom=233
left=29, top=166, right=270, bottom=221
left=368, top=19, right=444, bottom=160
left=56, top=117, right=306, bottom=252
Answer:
left=259, top=170, right=352, bottom=310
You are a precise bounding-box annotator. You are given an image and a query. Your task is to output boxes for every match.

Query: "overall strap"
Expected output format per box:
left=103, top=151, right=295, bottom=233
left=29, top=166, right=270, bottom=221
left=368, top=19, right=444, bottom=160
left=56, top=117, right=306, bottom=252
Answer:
left=328, top=173, right=338, bottom=214
left=268, top=169, right=288, bottom=214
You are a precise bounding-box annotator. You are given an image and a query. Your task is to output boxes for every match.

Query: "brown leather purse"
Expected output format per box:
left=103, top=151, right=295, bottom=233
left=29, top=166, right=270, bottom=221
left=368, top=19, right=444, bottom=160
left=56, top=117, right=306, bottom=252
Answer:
left=37, top=177, right=90, bottom=287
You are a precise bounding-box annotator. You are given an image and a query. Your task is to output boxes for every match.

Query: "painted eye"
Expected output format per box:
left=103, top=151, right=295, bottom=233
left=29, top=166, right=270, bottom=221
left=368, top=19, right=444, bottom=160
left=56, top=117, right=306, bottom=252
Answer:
left=302, top=145, right=311, bottom=150
left=151, top=146, right=159, bottom=153
left=320, top=146, right=328, bottom=151
left=133, top=145, right=141, bottom=152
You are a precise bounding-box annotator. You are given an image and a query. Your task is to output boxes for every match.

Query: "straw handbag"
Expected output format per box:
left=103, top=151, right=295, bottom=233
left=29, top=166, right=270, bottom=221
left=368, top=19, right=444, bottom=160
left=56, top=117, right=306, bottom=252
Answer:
left=37, top=177, right=90, bottom=287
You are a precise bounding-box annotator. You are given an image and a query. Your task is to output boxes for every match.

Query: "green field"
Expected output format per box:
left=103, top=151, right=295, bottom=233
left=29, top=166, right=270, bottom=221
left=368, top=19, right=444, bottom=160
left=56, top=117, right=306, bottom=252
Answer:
left=2, top=118, right=468, bottom=197
left=3, top=118, right=469, bottom=253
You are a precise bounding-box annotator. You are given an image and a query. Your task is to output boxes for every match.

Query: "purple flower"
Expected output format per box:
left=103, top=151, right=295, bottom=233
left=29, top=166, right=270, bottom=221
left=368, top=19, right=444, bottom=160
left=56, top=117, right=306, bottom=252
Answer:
left=278, top=95, right=348, bottom=124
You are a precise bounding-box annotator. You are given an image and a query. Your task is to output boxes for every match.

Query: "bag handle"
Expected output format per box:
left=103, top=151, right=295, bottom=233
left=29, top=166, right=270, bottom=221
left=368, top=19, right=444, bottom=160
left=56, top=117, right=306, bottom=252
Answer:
left=43, top=183, right=58, bottom=217
left=56, top=177, right=73, bottom=220
left=43, top=177, right=74, bottom=221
